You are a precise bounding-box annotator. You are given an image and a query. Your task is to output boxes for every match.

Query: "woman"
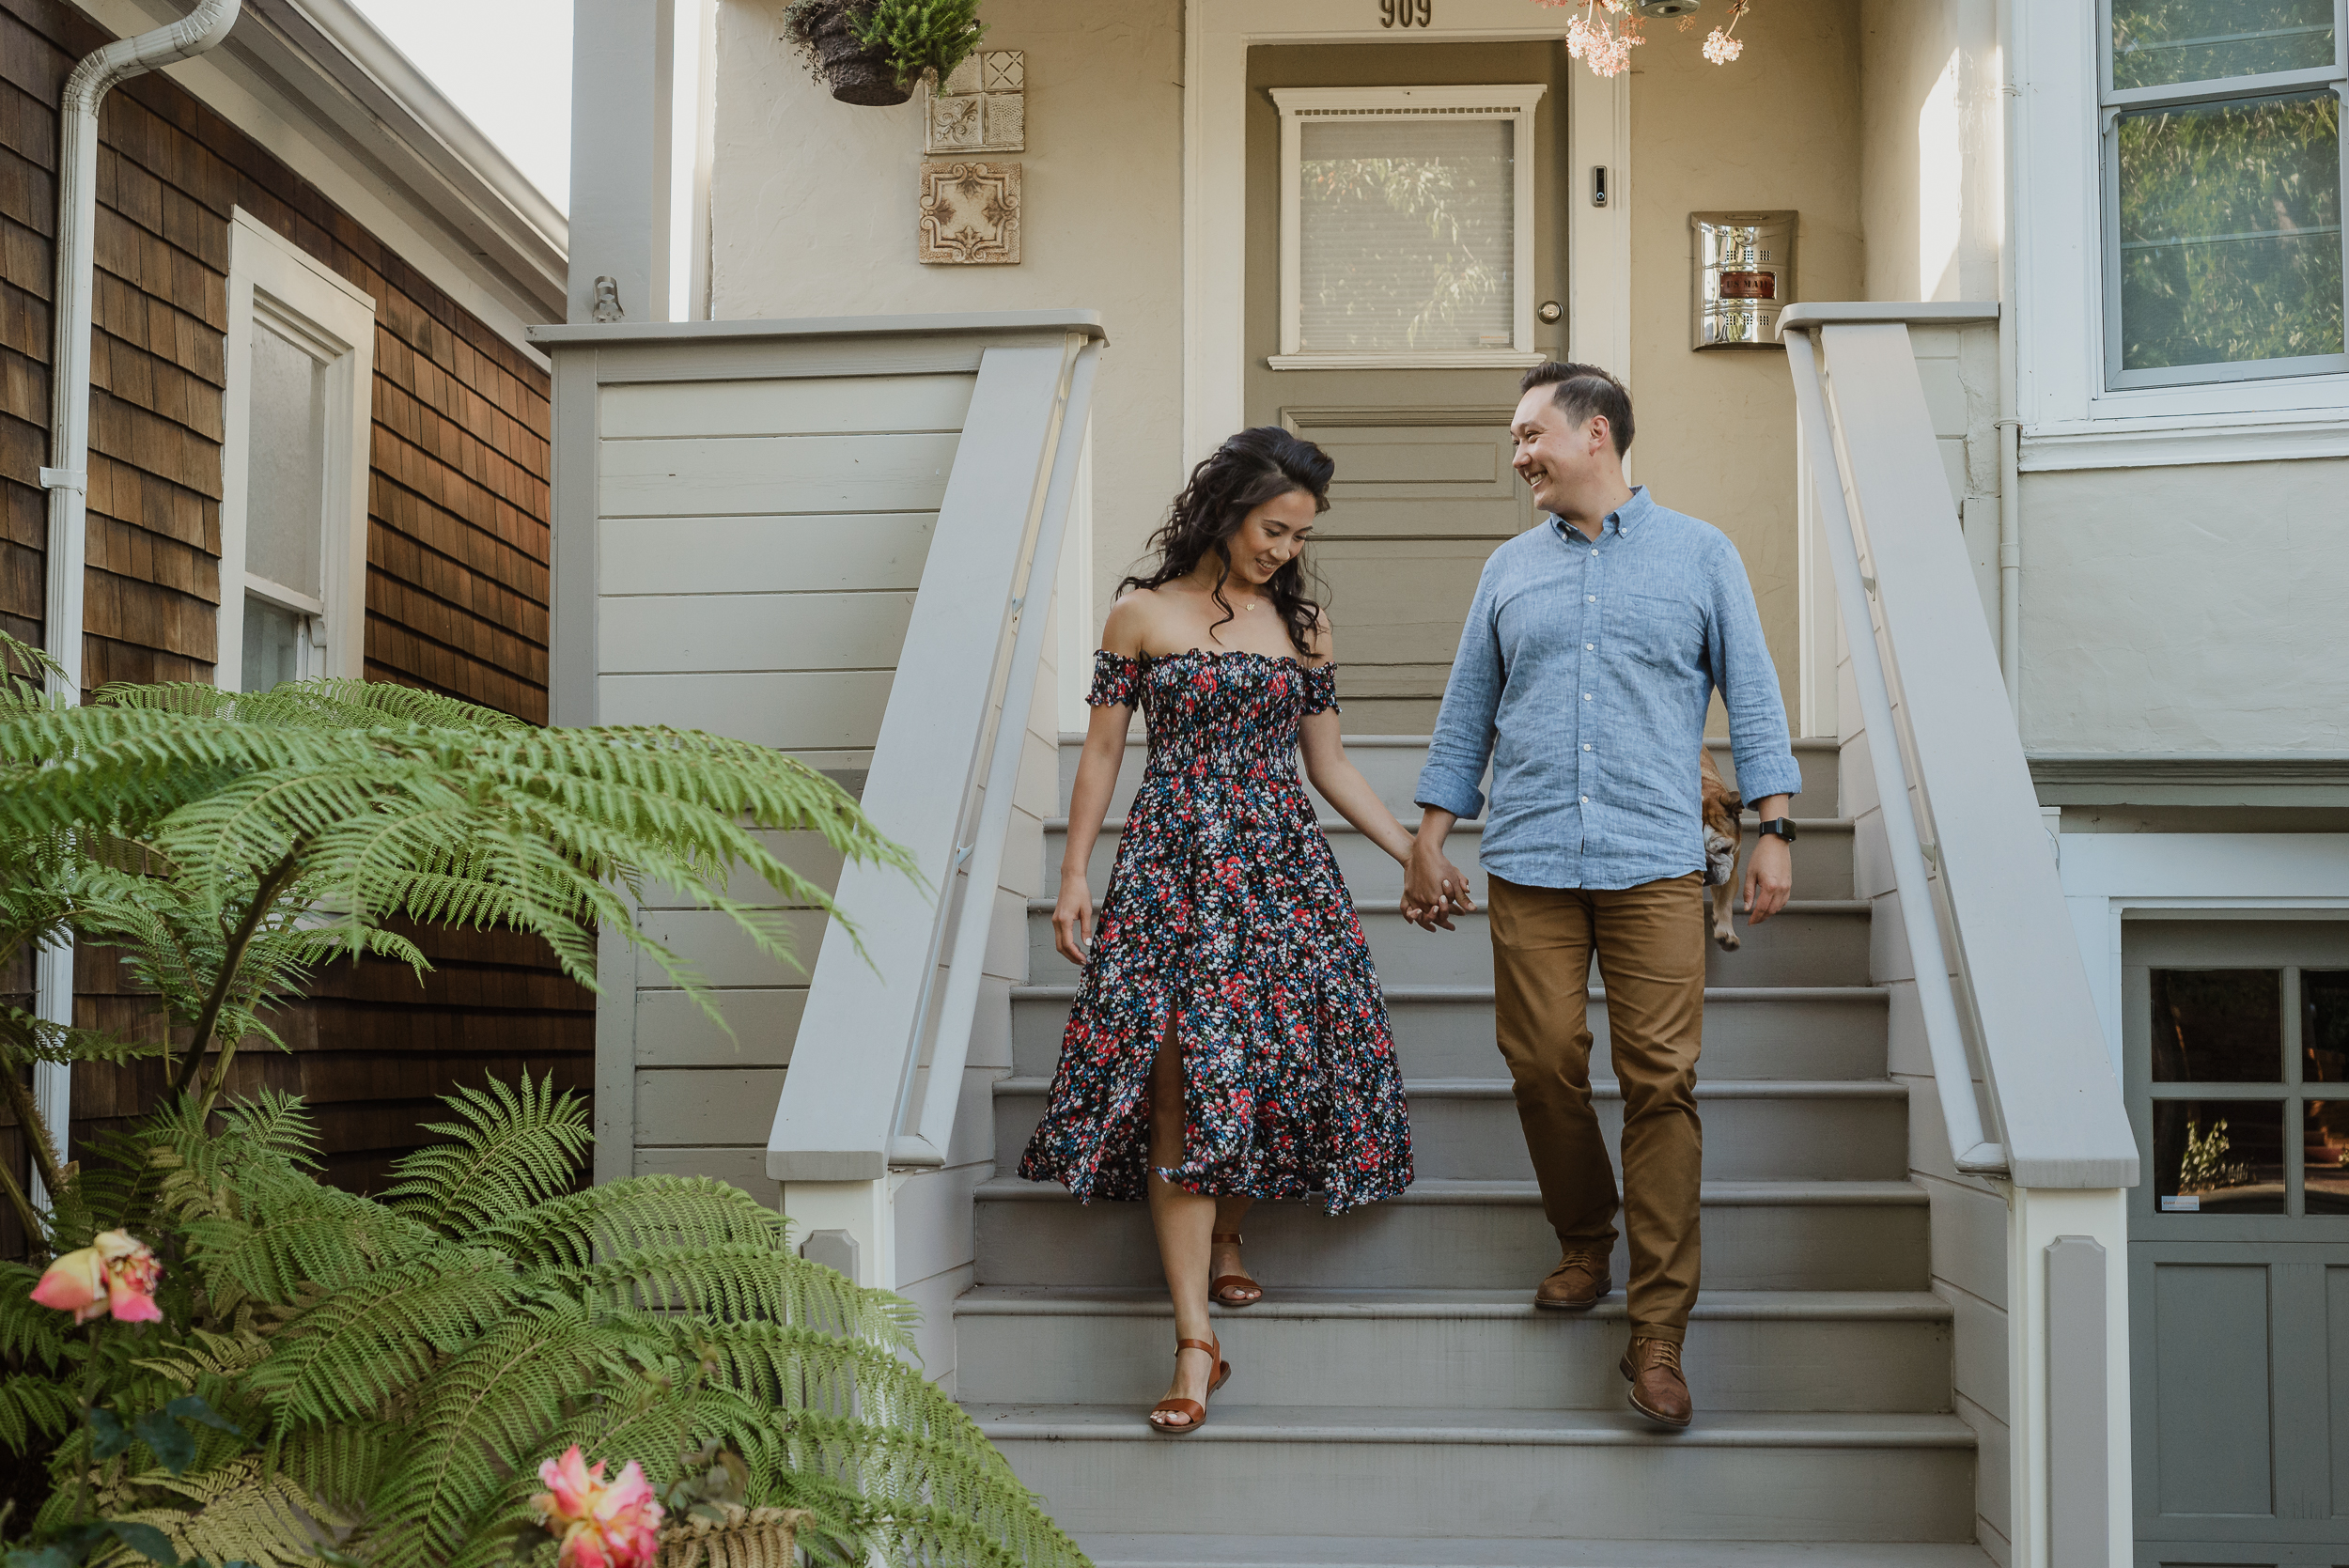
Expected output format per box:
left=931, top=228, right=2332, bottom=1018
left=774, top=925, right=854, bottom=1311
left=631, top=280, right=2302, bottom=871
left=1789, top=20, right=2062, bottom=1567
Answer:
left=1017, top=427, right=1417, bottom=1435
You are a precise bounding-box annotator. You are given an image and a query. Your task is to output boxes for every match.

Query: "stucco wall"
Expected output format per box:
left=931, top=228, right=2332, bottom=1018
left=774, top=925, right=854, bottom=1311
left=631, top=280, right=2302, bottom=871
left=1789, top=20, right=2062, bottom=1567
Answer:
left=1858, top=0, right=1999, bottom=304
left=1628, top=0, right=1863, bottom=734
left=2020, top=458, right=2349, bottom=753
left=708, top=0, right=1182, bottom=631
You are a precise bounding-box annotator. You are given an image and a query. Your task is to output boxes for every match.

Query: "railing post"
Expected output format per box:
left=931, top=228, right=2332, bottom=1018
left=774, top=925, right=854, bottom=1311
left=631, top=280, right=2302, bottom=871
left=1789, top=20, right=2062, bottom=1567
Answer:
left=2011, top=1193, right=2133, bottom=1568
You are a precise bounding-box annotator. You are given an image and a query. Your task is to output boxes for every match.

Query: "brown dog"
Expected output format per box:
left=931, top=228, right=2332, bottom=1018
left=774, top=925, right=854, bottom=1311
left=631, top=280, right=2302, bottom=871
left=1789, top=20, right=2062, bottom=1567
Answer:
left=1699, top=750, right=1745, bottom=951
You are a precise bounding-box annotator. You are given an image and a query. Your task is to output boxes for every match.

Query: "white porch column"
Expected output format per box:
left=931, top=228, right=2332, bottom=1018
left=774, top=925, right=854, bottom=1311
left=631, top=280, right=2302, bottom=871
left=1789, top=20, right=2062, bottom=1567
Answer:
left=568, top=0, right=676, bottom=324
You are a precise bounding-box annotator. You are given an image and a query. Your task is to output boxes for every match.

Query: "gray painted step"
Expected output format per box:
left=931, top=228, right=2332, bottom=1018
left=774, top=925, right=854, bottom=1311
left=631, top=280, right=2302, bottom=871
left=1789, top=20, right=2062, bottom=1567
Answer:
left=991, top=1077, right=1911, bottom=1183
left=1077, top=1536, right=1997, bottom=1567
left=1059, top=735, right=1843, bottom=822
left=954, top=1286, right=1952, bottom=1412
left=1025, top=901, right=1875, bottom=989
left=968, top=1405, right=1976, bottom=1543
left=1049, top=816, right=1857, bottom=904
left=1011, top=984, right=1891, bottom=1080
left=972, top=1178, right=1929, bottom=1293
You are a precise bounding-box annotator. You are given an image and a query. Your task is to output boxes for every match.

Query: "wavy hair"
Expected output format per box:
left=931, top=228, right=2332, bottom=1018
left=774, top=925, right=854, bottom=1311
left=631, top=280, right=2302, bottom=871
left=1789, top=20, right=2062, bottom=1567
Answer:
left=1119, top=426, right=1334, bottom=656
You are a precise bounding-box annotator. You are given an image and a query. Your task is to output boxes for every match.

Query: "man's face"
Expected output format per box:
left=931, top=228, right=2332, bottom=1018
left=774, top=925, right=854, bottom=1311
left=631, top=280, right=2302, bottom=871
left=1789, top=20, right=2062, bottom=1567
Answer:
left=1510, top=386, right=1609, bottom=513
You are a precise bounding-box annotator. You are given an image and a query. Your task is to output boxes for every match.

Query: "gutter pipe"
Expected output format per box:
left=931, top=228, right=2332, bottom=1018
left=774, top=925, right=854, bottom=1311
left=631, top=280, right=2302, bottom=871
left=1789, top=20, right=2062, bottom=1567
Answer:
left=1994, top=0, right=2022, bottom=717
left=33, top=0, right=244, bottom=1204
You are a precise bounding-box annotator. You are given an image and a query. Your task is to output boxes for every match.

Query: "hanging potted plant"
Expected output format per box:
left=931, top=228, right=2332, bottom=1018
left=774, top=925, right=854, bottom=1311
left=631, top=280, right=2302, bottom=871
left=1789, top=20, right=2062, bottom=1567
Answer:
left=785, top=0, right=988, bottom=108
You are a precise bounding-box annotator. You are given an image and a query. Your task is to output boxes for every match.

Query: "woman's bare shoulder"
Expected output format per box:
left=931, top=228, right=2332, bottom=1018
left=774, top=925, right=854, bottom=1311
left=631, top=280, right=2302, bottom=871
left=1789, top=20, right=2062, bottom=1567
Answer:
left=1298, top=608, right=1336, bottom=666
left=1099, top=590, right=1161, bottom=656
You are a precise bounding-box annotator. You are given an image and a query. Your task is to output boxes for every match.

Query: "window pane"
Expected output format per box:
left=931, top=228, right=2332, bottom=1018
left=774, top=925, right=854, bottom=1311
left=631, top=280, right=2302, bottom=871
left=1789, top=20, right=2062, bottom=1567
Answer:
left=2153, top=1099, right=2286, bottom=1213
left=2307, top=1100, right=2349, bottom=1213
left=1299, top=117, right=1514, bottom=354
left=245, top=323, right=327, bottom=597
left=2306, top=970, right=2349, bottom=1084
left=2150, top=969, right=2283, bottom=1082
left=241, top=598, right=303, bottom=693
left=2112, top=0, right=2337, bottom=91
left=2117, top=93, right=2344, bottom=372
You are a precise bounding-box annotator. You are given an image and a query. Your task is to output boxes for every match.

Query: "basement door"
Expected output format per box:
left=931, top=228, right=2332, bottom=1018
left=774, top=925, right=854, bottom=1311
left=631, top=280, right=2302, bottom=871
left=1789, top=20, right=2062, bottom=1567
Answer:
left=2123, top=920, right=2349, bottom=1568
left=1242, top=40, right=1569, bottom=735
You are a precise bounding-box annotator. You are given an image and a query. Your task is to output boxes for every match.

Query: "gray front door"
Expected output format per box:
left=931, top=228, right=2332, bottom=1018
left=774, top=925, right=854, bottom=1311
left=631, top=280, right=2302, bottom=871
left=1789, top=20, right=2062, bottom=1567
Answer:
left=2123, top=920, right=2349, bottom=1567
left=1242, top=40, right=1569, bottom=735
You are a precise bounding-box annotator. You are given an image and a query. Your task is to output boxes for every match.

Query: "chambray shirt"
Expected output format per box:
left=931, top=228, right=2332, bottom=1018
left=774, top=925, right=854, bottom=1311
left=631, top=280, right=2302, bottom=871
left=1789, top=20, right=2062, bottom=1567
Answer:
left=1414, top=486, right=1800, bottom=891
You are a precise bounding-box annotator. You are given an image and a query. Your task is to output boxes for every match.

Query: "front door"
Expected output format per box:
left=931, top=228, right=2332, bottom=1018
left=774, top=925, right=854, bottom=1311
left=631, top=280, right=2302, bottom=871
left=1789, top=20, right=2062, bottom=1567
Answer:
left=2123, top=920, right=2349, bottom=1567
left=1242, top=40, right=1569, bottom=734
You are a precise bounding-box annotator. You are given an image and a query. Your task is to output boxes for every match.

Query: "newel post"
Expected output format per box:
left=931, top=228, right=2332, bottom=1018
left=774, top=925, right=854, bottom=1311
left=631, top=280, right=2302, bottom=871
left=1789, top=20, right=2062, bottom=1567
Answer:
left=568, top=0, right=676, bottom=324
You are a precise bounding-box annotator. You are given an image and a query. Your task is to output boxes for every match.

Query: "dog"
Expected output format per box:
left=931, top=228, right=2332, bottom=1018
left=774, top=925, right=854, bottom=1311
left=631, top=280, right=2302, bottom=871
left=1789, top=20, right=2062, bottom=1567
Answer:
left=1699, top=749, right=1745, bottom=952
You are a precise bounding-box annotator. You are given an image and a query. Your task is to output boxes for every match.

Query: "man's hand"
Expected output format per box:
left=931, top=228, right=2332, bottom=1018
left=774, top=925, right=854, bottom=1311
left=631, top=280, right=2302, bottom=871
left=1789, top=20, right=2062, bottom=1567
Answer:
left=1742, top=835, right=1793, bottom=926
left=1403, top=817, right=1476, bottom=932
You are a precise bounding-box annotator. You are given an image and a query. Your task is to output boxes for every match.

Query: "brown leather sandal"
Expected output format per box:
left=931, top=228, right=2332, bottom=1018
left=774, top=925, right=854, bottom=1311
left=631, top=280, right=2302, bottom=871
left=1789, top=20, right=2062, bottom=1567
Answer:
left=1209, top=1232, right=1263, bottom=1307
left=1145, top=1336, right=1231, bottom=1435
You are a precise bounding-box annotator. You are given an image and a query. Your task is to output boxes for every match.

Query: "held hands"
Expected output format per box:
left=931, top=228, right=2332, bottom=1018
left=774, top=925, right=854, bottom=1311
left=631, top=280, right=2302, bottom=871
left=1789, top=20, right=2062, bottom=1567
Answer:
left=1742, top=834, right=1794, bottom=925
left=1402, top=837, right=1476, bottom=932
left=1053, top=872, right=1096, bottom=964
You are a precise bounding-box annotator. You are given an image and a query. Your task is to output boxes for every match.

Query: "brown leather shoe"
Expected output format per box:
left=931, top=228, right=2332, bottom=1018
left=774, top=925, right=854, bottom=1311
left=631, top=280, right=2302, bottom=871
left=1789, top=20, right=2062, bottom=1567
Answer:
left=1532, top=1249, right=1612, bottom=1312
left=1620, top=1336, right=1693, bottom=1428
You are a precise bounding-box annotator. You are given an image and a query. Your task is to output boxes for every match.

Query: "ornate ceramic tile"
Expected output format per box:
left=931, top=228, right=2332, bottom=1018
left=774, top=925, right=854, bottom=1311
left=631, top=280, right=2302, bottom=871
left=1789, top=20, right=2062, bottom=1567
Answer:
left=925, top=48, right=1024, bottom=153
left=919, top=160, right=1022, bottom=265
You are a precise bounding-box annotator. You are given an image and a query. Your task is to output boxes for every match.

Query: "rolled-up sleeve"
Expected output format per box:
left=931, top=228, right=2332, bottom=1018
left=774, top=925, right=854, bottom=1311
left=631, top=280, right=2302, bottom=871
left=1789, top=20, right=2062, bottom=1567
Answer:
left=1704, top=541, right=1802, bottom=807
left=1416, top=565, right=1503, bottom=820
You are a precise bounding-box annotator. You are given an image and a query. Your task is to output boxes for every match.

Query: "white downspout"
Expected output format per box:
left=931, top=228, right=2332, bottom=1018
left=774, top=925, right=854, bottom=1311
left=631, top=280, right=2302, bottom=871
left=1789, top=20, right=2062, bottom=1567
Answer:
left=33, top=0, right=243, bottom=1205
left=1995, top=0, right=2022, bottom=719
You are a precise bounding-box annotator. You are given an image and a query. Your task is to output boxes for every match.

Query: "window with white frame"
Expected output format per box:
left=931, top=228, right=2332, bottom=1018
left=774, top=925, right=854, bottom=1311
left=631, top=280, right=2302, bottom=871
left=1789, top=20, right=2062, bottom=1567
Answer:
left=1269, top=85, right=1546, bottom=370
left=2103, top=0, right=2348, bottom=389
left=219, top=209, right=376, bottom=692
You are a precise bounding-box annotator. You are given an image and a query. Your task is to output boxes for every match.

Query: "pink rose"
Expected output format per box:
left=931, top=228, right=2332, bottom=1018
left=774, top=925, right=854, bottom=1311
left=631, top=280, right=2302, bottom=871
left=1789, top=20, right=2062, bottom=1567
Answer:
left=31, top=1230, right=163, bottom=1326
left=531, top=1446, right=664, bottom=1568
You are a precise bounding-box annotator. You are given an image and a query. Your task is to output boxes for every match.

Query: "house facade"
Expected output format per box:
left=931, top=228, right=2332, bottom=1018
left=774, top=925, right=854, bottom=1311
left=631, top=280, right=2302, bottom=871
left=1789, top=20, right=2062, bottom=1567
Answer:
left=550, top=3, right=2349, bottom=1566
left=2, top=0, right=584, bottom=1212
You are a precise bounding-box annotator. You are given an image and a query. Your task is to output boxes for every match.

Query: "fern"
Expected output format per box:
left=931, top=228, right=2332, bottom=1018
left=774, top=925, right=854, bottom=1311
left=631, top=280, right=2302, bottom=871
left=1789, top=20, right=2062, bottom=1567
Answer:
left=380, top=1072, right=592, bottom=1236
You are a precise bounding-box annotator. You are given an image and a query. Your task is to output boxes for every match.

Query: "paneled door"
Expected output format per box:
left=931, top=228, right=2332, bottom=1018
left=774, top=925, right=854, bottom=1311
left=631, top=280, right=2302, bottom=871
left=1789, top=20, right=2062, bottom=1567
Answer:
left=1242, top=40, right=1570, bottom=734
left=2123, top=920, right=2349, bottom=1568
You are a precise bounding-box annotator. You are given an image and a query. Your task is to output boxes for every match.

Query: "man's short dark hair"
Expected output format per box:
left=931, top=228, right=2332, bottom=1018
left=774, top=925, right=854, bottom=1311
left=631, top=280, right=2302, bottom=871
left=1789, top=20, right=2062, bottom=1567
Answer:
left=1519, top=361, right=1634, bottom=456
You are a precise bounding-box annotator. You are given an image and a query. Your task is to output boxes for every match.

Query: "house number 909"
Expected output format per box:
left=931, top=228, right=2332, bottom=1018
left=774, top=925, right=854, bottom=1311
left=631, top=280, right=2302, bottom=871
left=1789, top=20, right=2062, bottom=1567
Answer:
left=1379, top=0, right=1432, bottom=26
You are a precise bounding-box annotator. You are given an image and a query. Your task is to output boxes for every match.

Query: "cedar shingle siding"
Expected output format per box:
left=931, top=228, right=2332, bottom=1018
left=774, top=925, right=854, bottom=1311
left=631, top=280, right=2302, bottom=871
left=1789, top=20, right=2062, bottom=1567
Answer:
left=0, top=0, right=589, bottom=1210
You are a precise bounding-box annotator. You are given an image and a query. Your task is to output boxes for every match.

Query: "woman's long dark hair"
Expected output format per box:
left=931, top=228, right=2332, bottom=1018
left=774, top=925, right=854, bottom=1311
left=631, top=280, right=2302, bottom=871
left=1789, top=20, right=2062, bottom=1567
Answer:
left=1119, top=426, right=1334, bottom=657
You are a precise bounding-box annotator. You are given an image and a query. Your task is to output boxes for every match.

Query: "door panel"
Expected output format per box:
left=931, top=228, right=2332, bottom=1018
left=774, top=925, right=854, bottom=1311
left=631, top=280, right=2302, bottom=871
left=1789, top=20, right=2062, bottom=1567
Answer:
left=1244, top=41, right=1568, bottom=735
left=2125, top=922, right=2349, bottom=1568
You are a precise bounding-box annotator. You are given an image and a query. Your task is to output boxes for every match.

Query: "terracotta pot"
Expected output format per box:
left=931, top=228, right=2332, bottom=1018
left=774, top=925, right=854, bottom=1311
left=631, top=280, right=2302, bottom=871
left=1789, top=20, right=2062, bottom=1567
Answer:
left=800, top=0, right=911, bottom=106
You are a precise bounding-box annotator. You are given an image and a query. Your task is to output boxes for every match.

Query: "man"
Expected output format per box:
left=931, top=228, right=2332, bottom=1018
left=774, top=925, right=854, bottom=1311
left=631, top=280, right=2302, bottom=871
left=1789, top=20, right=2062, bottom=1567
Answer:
left=1402, top=361, right=1799, bottom=1430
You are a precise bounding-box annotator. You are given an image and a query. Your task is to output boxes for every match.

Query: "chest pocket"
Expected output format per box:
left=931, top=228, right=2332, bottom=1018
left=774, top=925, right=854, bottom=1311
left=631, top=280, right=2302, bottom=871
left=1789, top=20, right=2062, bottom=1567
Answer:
left=1614, top=592, right=1705, bottom=673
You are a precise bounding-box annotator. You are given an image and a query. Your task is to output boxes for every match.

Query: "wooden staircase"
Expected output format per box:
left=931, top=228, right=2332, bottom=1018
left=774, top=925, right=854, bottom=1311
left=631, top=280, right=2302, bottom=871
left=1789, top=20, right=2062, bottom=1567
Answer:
left=956, top=735, right=1995, bottom=1567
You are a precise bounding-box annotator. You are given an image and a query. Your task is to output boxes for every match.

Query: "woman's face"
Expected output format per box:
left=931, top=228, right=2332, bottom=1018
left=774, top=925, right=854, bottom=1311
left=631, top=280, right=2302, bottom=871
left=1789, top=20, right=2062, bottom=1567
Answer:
left=1220, top=488, right=1318, bottom=587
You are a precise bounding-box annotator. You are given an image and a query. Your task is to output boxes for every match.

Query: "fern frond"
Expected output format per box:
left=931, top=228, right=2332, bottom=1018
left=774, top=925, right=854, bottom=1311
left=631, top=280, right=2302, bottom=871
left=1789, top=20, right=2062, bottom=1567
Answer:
left=245, top=1250, right=520, bottom=1424
left=0, top=1373, right=78, bottom=1454
left=546, top=1244, right=916, bottom=1348
left=86, top=1456, right=336, bottom=1568
left=182, top=1176, right=436, bottom=1302
left=486, top=1175, right=787, bottom=1268
left=0, top=1265, right=70, bottom=1366
left=380, top=1073, right=591, bottom=1236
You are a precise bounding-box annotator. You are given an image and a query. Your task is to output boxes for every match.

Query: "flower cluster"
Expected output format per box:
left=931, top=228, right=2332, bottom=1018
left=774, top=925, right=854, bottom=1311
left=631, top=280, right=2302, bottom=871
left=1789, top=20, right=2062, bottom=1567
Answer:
left=1705, top=0, right=1752, bottom=66
left=1552, top=0, right=1643, bottom=78
left=30, top=1230, right=163, bottom=1326
left=532, top=1446, right=665, bottom=1568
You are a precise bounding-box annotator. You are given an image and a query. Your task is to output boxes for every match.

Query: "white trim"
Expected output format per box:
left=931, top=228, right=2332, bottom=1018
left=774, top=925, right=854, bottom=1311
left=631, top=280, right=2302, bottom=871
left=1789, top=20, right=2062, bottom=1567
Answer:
left=2014, top=0, right=2349, bottom=453
left=2056, top=831, right=2349, bottom=1082
left=1269, top=83, right=1547, bottom=363
left=217, top=208, right=376, bottom=692
left=1564, top=59, right=1629, bottom=379
left=1182, top=0, right=1599, bottom=467
left=71, top=0, right=558, bottom=356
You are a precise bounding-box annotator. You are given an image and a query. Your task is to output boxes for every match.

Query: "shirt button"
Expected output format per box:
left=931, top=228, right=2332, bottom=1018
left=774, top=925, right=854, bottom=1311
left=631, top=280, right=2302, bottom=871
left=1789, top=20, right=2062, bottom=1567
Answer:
left=1582, top=743, right=1592, bottom=751
left=1591, top=549, right=1599, bottom=556
left=1586, top=643, right=1595, bottom=651
left=1587, top=595, right=1595, bottom=603
left=1583, top=692, right=1593, bottom=701
left=1580, top=795, right=1590, bottom=803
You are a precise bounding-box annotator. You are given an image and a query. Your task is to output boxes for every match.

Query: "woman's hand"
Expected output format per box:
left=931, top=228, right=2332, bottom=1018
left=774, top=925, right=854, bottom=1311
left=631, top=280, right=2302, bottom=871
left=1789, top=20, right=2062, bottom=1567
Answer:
left=1054, top=872, right=1096, bottom=965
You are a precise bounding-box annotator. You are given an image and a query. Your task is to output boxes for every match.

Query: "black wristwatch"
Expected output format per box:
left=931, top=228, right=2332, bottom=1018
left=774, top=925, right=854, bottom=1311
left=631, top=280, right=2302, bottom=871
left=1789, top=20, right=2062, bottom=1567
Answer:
left=1755, top=817, right=1797, bottom=844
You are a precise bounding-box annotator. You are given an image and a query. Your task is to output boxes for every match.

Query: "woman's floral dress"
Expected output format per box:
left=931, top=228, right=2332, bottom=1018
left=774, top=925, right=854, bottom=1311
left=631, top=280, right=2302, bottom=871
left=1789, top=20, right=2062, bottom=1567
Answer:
left=1017, top=648, right=1412, bottom=1214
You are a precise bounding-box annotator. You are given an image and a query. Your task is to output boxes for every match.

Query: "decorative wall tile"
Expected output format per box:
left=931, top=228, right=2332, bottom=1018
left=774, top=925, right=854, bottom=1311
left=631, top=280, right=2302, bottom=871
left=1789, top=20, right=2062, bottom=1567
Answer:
left=925, top=49, right=1024, bottom=153
left=918, top=160, right=1022, bottom=265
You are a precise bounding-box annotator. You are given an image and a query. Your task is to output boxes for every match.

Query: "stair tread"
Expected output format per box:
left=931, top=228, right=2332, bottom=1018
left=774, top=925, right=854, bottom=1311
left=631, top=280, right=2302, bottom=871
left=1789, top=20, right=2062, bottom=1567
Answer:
left=1026, top=896, right=1873, bottom=916
left=977, top=1176, right=1926, bottom=1206
left=1013, top=983, right=1890, bottom=1003
left=965, top=1403, right=1977, bottom=1448
left=957, top=1285, right=1952, bottom=1321
left=991, top=1076, right=1906, bottom=1101
left=1075, top=1535, right=1996, bottom=1568
left=1050, top=815, right=1857, bottom=834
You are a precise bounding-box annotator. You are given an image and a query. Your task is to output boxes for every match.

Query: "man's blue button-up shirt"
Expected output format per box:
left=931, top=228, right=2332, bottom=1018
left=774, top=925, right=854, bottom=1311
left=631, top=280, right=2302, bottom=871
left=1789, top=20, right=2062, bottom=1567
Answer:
left=1414, top=486, right=1801, bottom=892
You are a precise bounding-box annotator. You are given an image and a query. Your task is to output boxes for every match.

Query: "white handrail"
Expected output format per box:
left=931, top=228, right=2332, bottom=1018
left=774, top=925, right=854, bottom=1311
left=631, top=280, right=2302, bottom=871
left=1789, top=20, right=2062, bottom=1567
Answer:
left=1786, top=330, right=2004, bottom=1173
left=891, top=350, right=1099, bottom=1167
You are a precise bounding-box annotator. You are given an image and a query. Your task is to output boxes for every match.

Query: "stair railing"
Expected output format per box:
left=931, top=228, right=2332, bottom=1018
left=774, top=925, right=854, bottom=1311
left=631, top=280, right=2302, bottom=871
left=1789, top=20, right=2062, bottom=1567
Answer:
left=769, top=326, right=1102, bottom=1195
left=1781, top=305, right=2136, bottom=1189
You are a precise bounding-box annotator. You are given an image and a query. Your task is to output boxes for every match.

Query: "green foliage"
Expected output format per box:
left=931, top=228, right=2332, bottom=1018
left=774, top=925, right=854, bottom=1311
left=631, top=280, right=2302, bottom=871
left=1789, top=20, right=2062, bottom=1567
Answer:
left=854, top=0, right=988, bottom=87
left=3, top=1082, right=1089, bottom=1568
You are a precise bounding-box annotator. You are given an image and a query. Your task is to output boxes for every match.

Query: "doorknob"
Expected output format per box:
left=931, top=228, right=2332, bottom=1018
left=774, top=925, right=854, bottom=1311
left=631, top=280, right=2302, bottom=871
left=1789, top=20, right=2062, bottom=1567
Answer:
left=1537, top=301, right=1563, bottom=325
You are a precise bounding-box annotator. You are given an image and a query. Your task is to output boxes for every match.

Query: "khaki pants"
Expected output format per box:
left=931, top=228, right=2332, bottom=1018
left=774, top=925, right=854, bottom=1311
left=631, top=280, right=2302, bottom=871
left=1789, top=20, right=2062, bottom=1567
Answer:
left=1488, top=872, right=1705, bottom=1343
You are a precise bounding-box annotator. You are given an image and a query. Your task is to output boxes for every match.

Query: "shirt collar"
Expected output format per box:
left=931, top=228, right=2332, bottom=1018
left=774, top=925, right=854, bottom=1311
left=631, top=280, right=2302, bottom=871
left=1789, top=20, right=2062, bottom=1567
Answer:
left=1549, top=484, right=1653, bottom=542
